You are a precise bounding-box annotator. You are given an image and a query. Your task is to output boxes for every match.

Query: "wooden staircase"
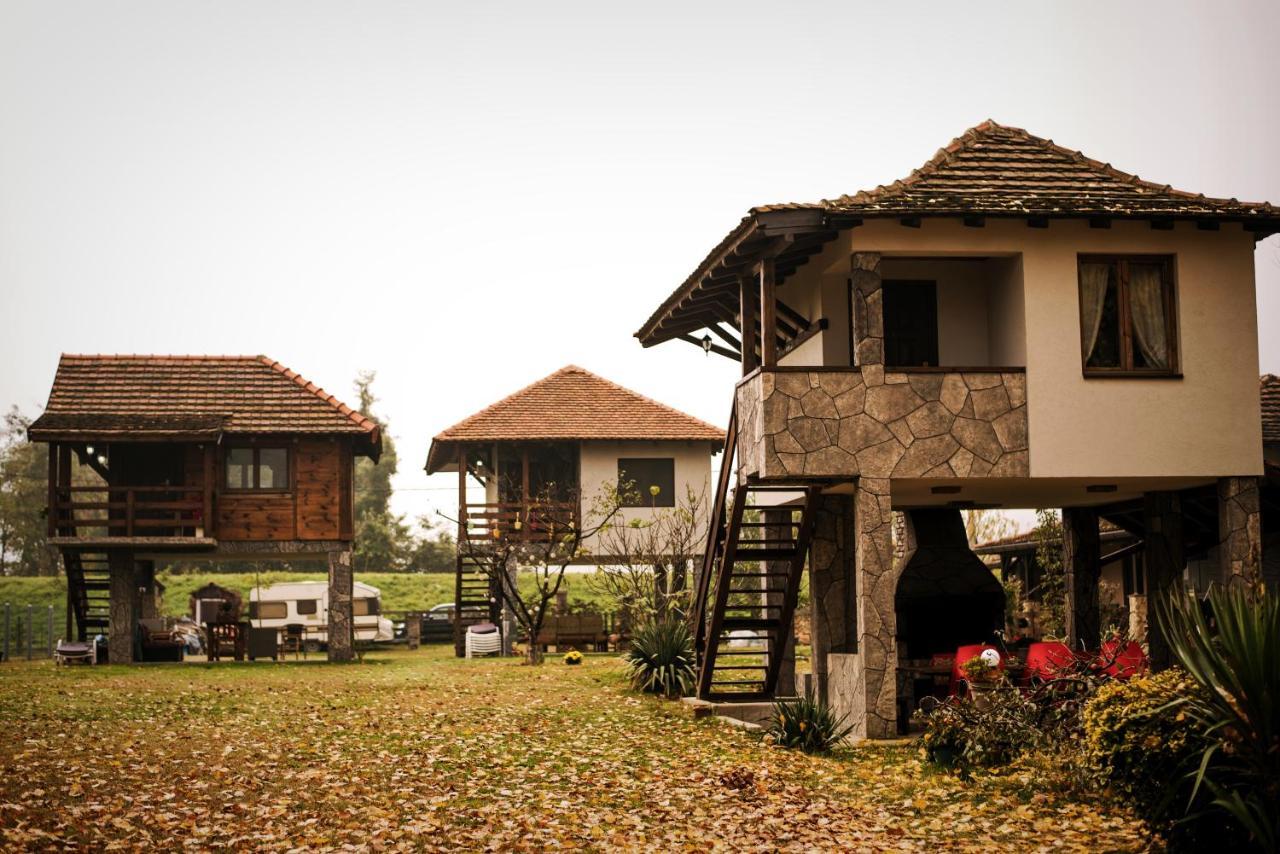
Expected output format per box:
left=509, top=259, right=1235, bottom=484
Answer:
left=691, top=402, right=821, bottom=701
left=453, top=550, right=497, bottom=656
left=63, top=550, right=110, bottom=641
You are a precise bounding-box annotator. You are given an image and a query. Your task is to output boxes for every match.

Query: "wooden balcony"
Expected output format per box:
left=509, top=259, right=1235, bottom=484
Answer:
left=734, top=366, right=1030, bottom=481
left=460, top=501, right=580, bottom=544
left=48, top=485, right=216, bottom=547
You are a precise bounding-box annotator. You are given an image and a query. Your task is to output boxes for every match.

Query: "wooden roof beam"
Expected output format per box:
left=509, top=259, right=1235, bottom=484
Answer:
left=678, top=334, right=739, bottom=361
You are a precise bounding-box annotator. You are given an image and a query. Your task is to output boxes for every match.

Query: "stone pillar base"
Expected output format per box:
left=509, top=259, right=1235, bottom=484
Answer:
left=327, top=549, right=354, bottom=662
left=828, top=652, right=896, bottom=741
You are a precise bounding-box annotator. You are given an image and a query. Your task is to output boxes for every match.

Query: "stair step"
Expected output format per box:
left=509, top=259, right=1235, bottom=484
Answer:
left=721, top=618, right=779, bottom=630
left=712, top=665, right=768, bottom=671
left=708, top=679, right=767, bottom=686
left=732, top=550, right=798, bottom=563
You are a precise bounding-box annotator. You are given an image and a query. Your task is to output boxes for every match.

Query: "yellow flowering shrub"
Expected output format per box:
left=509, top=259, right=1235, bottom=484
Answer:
left=1081, top=668, right=1203, bottom=823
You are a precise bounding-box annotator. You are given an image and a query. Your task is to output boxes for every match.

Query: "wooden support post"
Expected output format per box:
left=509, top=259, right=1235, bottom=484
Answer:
left=521, top=446, right=530, bottom=530
left=739, top=273, right=758, bottom=375
left=1144, top=491, right=1184, bottom=671
left=1063, top=507, right=1101, bottom=651
left=202, top=443, right=215, bottom=538
left=47, top=444, right=57, bottom=537
left=759, top=257, right=777, bottom=368
left=455, top=446, right=467, bottom=658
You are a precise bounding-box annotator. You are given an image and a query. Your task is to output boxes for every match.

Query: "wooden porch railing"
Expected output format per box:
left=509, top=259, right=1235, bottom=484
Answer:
left=460, top=501, right=580, bottom=544
left=50, top=485, right=209, bottom=538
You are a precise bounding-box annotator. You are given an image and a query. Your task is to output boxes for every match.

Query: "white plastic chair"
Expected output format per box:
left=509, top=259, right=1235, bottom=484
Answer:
left=465, top=623, right=502, bottom=658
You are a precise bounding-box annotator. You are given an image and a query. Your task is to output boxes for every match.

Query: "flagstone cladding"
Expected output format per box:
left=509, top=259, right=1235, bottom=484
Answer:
left=736, top=368, right=1029, bottom=481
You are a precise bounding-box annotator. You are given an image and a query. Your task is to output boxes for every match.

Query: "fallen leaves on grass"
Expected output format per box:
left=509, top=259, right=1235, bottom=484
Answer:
left=0, top=650, right=1152, bottom=851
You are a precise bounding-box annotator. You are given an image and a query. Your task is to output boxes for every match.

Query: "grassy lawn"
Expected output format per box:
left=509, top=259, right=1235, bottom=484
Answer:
left=0, top=649, right=1149, bottom=850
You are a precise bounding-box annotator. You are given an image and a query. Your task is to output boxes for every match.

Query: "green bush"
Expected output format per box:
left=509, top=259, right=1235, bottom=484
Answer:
left=764, top=695, right=854, bottom=754
left=1081, top=669, right=1205, bottom=825
left=916, top=688, right=1047, bottom=774
left=1156, top=586, right=1280, bottom=852
left=623, top=617, right=696, bottom=699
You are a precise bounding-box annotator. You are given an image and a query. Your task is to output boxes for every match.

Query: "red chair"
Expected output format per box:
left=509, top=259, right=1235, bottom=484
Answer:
left=1022, top=641, right=1076, bottom=684
left=950, top=644, right=1003, bottom=696
left=1097, top=639, right=1147, bottom=680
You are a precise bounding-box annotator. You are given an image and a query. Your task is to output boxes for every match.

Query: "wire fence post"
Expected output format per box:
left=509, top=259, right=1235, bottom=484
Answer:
left=26, top=604, right=34, bottom=660
left=2, top=603, right=8, bottom=662
left=48, top=606, right=55, bottom=657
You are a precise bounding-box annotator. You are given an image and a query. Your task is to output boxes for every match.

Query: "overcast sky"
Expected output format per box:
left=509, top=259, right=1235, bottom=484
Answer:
left=2, top=1, right=1277, bottom=530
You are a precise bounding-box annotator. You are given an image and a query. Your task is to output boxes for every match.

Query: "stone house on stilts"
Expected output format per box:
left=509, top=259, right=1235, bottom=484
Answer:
left=634, top=121, right=1279, bottom=738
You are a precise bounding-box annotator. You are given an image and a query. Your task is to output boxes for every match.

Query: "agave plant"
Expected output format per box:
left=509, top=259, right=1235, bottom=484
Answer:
left=1155, top=584, right=1279, bottom=851
left=623, top=617, right=696, bottom=699
left=765, top=695, right=854, bottom=754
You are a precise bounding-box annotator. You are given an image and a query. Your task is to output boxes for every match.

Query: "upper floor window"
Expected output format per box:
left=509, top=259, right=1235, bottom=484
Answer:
left=225, top=446, right=290, bottom=490
left=1078, top=256, right=1178, bottom=375
left=617, top=458, right=675, bottom=507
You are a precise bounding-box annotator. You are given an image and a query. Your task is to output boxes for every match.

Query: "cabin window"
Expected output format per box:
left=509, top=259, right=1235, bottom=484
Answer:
left=295, top=599, right=318, bottom=616
left=224, top=446, right=290, bottom=491
left=1078, top=256, right=1178, bottom=375
left=353, top=597, right=379, bottom=617
left=882, top=280, right=939, bottom=367
left=249, top=601, right=288, bottom=620
left=617, top=458, right=675, bottom=507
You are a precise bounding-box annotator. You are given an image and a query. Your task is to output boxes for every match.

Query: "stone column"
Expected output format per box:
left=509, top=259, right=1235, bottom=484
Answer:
left=1144, top=492, right=1185, bottom=671
left=1218, top=476, right=1262, bottom=588
left=850, top=252, right=883, bottom=368
left=327, top=548, right=355, bottom=662
left=832, top=476, right=897, bottom=740
left=108, top=551, right=140, bottom=663
left=137, top=560, right=159, bottom=621
left=1063, top=508, right=1101, bottom=651
left=807, top=497, right=855, bottom=702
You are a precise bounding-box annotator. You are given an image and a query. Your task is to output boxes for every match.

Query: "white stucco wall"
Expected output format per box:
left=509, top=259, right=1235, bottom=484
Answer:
left=840, top=217, right=1263, bottom=479
left=576, top=439, right=716, bottom=557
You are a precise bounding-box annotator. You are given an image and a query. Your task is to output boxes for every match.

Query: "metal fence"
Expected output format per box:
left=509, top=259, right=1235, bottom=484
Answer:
left=1, top=603, right=59, bottom=662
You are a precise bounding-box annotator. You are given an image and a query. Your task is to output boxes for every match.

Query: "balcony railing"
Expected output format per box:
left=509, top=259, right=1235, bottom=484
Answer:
left=460, top=501, right=580, bottom=544
left=735, top=366, right=1029, bottom=481
left=49, top=485, right=209, bottom=539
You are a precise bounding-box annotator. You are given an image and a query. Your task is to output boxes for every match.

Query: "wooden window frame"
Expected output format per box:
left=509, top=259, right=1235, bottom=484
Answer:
left=223, top=444, right=292, bottom=493
left=617, top=458, right=677, bottom=508
left=1077, top=254, right=1181, bottom=378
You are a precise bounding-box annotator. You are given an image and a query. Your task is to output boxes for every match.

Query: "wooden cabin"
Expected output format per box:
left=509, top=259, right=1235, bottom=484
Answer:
left=28, top=354, right=381, bottom=662
left=425, top=365, right=723, bottom=653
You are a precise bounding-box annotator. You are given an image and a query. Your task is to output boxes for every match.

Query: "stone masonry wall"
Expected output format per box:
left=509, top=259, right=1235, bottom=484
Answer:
left=736, top=368, right=1029, bottom=482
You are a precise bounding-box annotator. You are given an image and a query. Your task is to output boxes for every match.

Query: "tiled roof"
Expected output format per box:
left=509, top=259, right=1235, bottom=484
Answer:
left=1263, top=374, right=1280, bottom=445
left=975, top=519, right=1131, bottom=553
left=817, top=120, right=1278, bottom=220
left=426, top=366, right=723, bottom=472
left=28, top=355, right=381, bottom=455
left=636, top=121, right=1279, bottom=346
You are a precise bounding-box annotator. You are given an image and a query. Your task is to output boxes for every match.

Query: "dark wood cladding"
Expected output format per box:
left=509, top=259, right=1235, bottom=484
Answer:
left=215, top=438, right=354, bottom=542
left=45, top=434, right=357, bottom=544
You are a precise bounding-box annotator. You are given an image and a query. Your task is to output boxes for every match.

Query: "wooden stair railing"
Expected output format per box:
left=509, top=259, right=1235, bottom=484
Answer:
left=691, top=402, right=737, bottom=663
left=62, top=550, right=110, bottom=641
left=695, top=483, right=821, bottom=702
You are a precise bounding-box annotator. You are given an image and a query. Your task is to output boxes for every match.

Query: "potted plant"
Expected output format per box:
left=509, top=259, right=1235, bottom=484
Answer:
left=961, top=649, right=1004, bottom=707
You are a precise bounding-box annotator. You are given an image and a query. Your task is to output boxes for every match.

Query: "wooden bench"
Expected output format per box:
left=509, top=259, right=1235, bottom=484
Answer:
left=535, top=613, right=608, bottom=652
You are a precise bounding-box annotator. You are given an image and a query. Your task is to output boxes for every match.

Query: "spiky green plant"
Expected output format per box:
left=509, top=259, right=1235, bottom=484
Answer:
left=623, top=617, right=696, bottom=699
left=765, top=695, right=854, bottom=754
left=1155, top=585, right=1279, bottom=852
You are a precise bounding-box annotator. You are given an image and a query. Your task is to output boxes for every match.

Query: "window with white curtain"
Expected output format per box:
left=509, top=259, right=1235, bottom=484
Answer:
left=1077, top=256, right=1178, bottom=375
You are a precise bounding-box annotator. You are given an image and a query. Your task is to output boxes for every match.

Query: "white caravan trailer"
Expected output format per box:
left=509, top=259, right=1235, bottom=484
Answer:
left=248, top=580, right=394, bottom=648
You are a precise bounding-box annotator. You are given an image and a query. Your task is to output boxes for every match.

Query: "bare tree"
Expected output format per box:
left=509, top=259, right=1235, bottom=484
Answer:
left=590, top=484, right=707, bottom=626
left=445, top=480, right=625, bottom=664
left=964, top=508, right=1015, bottom=549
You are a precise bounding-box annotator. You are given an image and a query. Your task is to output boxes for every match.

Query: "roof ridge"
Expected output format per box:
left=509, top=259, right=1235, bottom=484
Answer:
left=60, top=353, right=264, bottom=361
left=256, top=355, right=380, bottom=435
left=433, top=364, right=723, bottom=441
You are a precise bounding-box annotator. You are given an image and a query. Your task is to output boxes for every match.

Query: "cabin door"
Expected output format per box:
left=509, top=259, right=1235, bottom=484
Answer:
left=882, top=280, right=939, bottom=367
